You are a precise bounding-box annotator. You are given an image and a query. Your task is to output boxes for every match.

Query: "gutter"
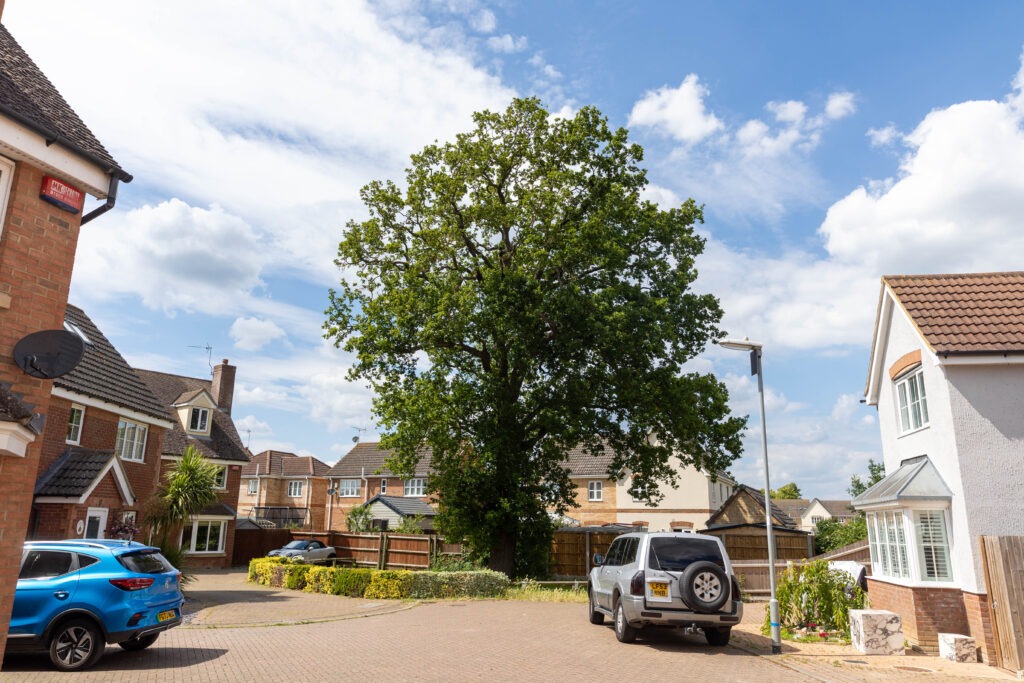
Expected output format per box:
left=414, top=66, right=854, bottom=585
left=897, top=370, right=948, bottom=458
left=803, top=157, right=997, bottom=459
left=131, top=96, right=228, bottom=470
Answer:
left=0, top=102, right=133, bottom=224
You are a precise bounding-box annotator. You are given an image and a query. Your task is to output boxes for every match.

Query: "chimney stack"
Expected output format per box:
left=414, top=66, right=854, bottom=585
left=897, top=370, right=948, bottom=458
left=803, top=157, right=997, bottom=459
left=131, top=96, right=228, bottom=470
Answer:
left=212, top=358, right=236, bottom=415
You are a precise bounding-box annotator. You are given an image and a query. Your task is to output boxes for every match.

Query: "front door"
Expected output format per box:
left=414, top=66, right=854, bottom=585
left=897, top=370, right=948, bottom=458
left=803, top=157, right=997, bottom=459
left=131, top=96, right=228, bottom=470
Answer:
left=84, top=507, right=108, bottom=539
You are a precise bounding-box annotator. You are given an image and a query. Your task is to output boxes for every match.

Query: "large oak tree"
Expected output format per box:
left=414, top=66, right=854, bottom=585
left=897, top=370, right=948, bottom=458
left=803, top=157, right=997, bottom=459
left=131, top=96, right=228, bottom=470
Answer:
left=326, top=98, right=745, bottom=577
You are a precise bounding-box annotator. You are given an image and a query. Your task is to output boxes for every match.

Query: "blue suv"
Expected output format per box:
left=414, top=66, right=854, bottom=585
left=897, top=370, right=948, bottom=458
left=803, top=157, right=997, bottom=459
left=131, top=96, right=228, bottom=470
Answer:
left=8, top=539, right=184, bottom=671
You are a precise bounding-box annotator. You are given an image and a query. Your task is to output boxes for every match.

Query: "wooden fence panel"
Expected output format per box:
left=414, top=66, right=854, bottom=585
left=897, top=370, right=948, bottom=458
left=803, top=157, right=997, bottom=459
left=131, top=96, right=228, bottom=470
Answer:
left=551, top=530, right=627, bottom=577
left=981, top=536, right=1024, bottom=676
left=232, top=528, right=293, bottom=565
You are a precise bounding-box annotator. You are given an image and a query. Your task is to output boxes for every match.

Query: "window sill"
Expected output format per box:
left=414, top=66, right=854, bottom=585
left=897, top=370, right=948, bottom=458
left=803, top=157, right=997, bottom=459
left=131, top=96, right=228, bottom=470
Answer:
left=896, top=424, right=930, bottom=438
left=185, top=551, right=226, bottom=556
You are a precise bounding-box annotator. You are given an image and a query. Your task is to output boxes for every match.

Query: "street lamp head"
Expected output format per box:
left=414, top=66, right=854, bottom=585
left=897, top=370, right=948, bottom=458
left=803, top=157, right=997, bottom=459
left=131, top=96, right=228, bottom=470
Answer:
left=718, top=337, right=763, bottom=352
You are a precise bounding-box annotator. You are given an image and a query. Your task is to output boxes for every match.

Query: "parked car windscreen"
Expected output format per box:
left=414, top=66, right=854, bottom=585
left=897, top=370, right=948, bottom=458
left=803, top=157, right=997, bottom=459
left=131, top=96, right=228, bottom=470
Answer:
left=647, top=537, right=724, bottom=571
left=283, top=541, right=309, bottom=549
left=117, top=550, right=176, bottom=574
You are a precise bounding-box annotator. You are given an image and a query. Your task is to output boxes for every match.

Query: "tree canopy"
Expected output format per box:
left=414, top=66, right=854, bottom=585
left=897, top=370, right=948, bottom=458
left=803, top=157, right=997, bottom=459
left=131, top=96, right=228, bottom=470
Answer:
left=848, top=458, right=885, bottom=498
left=326, top=98, right=745, bottom=577
left=769, top=482, right=802, bottom=500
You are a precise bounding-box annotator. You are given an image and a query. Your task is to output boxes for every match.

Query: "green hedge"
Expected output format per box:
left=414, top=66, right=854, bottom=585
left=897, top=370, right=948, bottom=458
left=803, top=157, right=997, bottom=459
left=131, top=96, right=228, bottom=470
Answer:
left=247, top=558, right=510, bottom=599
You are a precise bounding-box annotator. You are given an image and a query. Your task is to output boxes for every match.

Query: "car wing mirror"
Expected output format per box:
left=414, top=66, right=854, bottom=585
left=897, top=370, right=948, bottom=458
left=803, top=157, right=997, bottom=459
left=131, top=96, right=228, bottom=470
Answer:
left=593, top=553, right=605, bottom=566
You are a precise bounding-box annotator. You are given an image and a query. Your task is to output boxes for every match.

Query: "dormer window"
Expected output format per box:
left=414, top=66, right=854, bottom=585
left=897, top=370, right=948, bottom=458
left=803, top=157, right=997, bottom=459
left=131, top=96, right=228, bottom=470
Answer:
left=189, top=407, right=209, bottom=433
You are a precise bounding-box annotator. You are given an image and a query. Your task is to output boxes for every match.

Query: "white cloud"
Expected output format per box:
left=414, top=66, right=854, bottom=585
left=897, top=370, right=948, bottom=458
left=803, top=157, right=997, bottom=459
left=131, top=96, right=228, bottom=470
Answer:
left=488, top=34, right=528, bottom=53
left=6, top=1, right=517, bottom=292
left=470, top=9, right=497, bottom=33
left=639, top=184, right=682, bottom=208
left=72, top=199, right=266, bottom=315
left=636, top=86, right=853, bottom=222
left=628, top=74, right=724, bottom=144
left=825, top=91, right=856, bottom=120
left=867, top=124, right=901, bottom=147
left=820, top=98, right=1024, bottom=276
left=230, top=317, right=287, bottom=351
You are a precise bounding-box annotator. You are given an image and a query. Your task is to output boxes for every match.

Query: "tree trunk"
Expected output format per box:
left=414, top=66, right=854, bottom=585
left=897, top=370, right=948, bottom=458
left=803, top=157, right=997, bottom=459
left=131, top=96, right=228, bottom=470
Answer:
left=487, top=529, right=516, bottom=577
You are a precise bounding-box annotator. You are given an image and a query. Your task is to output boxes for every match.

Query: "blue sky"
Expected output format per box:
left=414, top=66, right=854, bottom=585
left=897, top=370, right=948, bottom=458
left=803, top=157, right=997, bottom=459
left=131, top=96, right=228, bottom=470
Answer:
left=7, top=2, right=1024, bottom=498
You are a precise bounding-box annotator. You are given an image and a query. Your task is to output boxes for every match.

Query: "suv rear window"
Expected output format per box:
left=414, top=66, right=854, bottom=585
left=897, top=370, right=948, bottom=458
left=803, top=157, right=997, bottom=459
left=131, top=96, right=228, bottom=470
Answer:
left=647, top=537, right=724, bottom=571
left=117, top=550, right=175, bottom=574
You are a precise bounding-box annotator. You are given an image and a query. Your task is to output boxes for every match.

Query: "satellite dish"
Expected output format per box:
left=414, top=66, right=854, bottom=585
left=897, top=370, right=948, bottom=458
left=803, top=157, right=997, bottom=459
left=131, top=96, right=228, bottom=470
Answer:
left=352, top=436, right=359, bottom=443
left=14, top=330, right=85, bottom=379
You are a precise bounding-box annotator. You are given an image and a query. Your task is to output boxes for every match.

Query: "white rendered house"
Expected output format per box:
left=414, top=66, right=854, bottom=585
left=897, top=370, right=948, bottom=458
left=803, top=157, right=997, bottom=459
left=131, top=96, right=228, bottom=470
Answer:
left=857, top=272, right=1024, bottom=659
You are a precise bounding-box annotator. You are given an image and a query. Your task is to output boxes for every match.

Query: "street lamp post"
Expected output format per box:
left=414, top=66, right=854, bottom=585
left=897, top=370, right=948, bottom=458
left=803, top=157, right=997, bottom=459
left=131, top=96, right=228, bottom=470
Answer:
left=719, top=337, right=782, bottom=655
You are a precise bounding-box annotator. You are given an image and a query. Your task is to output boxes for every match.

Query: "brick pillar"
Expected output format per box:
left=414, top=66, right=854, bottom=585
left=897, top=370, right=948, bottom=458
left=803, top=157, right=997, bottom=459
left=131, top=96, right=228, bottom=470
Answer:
left=963, top=591, right=996, bottom=664
left=0, top=162, right=83, bottom=657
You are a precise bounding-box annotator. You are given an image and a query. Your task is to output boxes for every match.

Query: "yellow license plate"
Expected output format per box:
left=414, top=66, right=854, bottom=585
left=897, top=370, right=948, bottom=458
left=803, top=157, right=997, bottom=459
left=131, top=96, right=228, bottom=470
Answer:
left=649, top=582, right=668, bottom=598
left=157, top=609, right=177, bottom=622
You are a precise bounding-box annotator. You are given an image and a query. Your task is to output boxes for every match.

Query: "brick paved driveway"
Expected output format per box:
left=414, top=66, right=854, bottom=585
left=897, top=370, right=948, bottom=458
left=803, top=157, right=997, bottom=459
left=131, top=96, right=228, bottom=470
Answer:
left=2, top=570, right=1014, bottom=682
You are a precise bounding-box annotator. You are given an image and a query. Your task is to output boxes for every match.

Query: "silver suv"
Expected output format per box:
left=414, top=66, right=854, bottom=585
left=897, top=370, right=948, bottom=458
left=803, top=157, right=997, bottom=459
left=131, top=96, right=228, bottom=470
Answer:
left=587, top=531, right=742, bottom=646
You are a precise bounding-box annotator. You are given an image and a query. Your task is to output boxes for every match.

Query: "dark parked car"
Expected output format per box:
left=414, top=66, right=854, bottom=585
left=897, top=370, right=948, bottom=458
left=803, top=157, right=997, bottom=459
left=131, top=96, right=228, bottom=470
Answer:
left=9, top=539, right=184, bottom=671
left=588, top=530, right=743, bottom=646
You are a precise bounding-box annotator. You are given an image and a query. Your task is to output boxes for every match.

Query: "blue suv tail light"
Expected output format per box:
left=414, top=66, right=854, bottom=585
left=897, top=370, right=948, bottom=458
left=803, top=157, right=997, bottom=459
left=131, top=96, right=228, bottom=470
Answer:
left=109, top=577, right=154, bottom=591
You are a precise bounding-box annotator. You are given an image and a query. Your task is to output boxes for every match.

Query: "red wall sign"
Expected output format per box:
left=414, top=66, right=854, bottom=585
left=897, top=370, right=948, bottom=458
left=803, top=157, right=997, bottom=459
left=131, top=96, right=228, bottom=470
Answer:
left=39, top=176, right=84, bottom=214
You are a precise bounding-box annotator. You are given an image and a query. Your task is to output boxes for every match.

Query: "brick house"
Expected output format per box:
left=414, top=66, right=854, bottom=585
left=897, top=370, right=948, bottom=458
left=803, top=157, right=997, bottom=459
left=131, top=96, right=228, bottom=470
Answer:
left=30, top=305, right=174, bottom=541
left=324, top=442, right=432, bottom=531
left=562, top=443, right=737, bottom=531
left=0, top=17, right=133, bottom=658
left=136, top=361, right=249, bottom=569
left=856, top=272, right=1024, bottom=659
left=239, top=450, right=332, bottom=530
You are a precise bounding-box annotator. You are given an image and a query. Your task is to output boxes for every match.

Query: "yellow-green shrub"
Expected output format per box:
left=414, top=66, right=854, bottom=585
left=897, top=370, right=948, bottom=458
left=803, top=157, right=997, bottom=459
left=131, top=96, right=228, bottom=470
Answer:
left=303, top=566, right=335, bottom=594
left=248, top=556, right=288, bottom=585
left=364, top=570, right=415, bottom=599
left=333, top=568, right=373, bottom=597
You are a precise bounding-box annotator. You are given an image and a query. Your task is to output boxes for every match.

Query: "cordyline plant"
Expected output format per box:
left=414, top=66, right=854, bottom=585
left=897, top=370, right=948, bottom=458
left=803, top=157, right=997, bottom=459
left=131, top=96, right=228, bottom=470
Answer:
left=326, top=97, right=745, bottom=578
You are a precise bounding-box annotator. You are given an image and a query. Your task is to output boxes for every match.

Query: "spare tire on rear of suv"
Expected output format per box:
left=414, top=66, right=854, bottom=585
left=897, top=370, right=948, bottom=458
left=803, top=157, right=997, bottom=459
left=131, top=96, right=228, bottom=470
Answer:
left=678, top=561, right=729, bottom=613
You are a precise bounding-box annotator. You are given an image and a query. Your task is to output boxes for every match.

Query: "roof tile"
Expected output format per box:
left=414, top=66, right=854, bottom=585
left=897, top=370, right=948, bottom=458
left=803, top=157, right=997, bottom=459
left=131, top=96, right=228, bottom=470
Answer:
left=886, top=272, right=1024, bottom=354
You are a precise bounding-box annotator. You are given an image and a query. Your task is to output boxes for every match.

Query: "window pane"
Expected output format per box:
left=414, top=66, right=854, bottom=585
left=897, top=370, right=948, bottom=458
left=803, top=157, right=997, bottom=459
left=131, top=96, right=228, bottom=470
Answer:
left=916, top=375, right=929, bottom=424
left=916, top=511, right=951, bottom=581
left=897, top=383, right=910, bottom=432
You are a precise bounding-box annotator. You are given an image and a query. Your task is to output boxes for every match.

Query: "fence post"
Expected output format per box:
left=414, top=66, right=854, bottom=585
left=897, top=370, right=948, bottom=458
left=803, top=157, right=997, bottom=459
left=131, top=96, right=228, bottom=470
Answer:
left=378, top=532, right=389, bottom=570
left=585, top=531, right=591, bottom=576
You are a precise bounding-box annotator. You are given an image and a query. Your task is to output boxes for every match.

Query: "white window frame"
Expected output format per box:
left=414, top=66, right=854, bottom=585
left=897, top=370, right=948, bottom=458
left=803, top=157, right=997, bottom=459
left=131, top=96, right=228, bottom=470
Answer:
left=587, top=480, right=603, bottom=502
left=287, top=480, right=303, bottom=497
left=66, top=404, right=85, bottom=444
left=247, top=479, right=258, bottom=495
left=0, top=156, right=14, bottom=240
left=189, top=407, right=209, bottom=433
left=337, top=479, right=360, bottom=497
left=404, top=478, right=426, bottom=497
left=181, top=518, right=227, bottom=554
left=213, top=465, right=227, bottom=490
left=866, top=508, right=953, bottom=584
left=895, top=367, right=929, bottom=434
left=115, top=419, right=148, bottom=462
left=380, top=479, right=387, bottom=495
left=915, top=509, right=953, bottom=582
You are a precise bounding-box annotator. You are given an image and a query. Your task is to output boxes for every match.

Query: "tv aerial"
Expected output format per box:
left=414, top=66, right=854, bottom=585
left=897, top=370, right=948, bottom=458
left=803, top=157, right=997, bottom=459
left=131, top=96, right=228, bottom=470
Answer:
left=352, top=426, right=368, bottom=443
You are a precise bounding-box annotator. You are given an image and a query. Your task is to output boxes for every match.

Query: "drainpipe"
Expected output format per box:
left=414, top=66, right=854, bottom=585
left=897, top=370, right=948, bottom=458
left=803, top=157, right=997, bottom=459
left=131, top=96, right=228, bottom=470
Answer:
left=80, top=175, right=119, bottom=225
left=361, top=467, right=369, bottom=503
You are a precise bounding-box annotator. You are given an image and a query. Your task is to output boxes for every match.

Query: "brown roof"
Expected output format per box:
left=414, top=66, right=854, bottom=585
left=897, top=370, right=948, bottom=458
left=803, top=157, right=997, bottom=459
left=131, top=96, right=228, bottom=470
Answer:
left=562, top=442, right=616, bottom=477
left=244, top=450, right=331, bottom=477
left=56, top=305, right=172, bottom=422
left=135, top=368, right=249, bottom=463
left=327, top=442, right=431, bottom=478
left=817, top=499, right=855, bottom=517
left=885, top=272, right=1024, bottom=354
left=772, top=499, right=809, bottom=517
left=0, top=24, right=129, bottom=181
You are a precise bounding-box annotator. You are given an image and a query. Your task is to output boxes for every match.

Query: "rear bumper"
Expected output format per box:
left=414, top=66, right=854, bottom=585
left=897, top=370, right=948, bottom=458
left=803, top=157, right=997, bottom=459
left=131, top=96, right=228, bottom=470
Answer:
left=622, top=595, right=744, bottom=627
left=107, top=615, right=182, bottom=644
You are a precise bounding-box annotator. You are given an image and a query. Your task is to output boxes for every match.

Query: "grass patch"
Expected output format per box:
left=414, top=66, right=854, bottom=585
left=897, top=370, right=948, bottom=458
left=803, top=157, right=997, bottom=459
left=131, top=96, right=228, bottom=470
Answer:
left=504, top=582, right=588, bottom=603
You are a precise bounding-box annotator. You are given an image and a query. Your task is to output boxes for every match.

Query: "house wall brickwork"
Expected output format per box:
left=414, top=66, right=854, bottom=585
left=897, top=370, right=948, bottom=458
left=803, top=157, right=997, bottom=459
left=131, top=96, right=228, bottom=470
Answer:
left=866, top=579, right=970, bottom=654
left=0, top=159, right=89, bottom=655
left=570, top=478, right=618, bottom=525
left=962, top=591, right=995, bottom=663
left=32, top=396, right=167, bottom=540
